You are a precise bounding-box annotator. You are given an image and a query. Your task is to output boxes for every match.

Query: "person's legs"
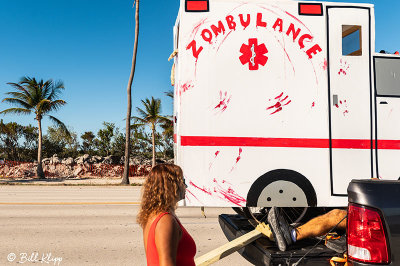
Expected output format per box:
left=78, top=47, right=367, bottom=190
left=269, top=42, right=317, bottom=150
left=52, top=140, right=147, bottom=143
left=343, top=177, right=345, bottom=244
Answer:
left=267, top=207, right=347, bottom=251
left=295, top=209, right=347, bottom=241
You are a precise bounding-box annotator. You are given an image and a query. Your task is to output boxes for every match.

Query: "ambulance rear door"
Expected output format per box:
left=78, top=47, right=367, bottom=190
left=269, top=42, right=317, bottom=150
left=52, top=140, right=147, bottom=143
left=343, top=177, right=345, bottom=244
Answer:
left=327, top=5, right=374, bottom=195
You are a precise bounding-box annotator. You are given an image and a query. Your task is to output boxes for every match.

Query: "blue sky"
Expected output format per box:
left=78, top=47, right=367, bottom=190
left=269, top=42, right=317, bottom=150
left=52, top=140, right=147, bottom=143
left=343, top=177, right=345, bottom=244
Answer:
left=0, top=0, right=399, bottom=138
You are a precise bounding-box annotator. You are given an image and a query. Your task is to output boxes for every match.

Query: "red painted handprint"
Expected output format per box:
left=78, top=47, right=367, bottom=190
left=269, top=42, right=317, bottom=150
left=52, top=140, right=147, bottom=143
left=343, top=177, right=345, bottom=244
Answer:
left=267, top=92, right=291, bottom=115
left=214, top=90, right=232, bottom=113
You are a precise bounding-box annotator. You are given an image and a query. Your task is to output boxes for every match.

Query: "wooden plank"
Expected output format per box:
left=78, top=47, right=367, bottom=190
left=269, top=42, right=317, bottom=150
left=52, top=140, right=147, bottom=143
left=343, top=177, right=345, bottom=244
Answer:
left=195, top=223, right=273, bottom=266
left=195, top=229, right=263, bottom=266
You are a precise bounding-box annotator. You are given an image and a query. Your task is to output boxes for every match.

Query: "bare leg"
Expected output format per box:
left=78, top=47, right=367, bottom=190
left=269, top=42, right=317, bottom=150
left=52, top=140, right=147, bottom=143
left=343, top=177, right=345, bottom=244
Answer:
left=296, top=209, right=347, bottom=241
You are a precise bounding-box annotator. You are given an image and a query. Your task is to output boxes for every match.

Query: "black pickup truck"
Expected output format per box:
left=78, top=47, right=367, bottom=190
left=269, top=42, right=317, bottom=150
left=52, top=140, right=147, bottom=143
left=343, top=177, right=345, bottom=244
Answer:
left=219, top=180, right=400, bottom=265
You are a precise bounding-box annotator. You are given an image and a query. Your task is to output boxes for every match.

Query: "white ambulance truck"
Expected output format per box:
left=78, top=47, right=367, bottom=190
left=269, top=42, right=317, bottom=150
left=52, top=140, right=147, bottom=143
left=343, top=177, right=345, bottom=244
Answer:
left=172, top=0, right=400, bottom=209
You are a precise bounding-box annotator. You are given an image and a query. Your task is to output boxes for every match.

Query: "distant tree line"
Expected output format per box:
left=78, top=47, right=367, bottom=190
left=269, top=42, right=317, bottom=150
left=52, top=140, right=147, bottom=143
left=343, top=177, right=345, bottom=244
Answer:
left=0, top=119, right=173, bottom=162
left=1, top=75, right=173, bottom=180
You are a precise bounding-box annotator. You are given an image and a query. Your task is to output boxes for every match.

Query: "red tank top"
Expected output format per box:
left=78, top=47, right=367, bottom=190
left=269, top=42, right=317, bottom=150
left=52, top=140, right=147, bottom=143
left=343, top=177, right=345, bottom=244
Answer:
left=146, top=212, right=196, bottom=266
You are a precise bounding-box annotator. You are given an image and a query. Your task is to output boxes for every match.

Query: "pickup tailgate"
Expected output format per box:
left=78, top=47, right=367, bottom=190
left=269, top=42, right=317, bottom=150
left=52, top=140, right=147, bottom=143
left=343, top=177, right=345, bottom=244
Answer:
left=219, top=214, right=341, bottom=265
left=348, top=180, right=400, bottom=265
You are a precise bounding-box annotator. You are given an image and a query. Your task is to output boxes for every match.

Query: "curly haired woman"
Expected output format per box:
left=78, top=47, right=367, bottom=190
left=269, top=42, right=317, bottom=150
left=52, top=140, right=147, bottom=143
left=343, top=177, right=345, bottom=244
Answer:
left=137, top=164, right=196, bottom=266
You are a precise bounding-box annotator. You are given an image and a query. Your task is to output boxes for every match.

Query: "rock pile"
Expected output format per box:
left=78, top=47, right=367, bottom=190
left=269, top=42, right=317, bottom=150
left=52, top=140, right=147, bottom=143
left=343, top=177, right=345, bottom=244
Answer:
left=0, top=154, right=172, bottom=179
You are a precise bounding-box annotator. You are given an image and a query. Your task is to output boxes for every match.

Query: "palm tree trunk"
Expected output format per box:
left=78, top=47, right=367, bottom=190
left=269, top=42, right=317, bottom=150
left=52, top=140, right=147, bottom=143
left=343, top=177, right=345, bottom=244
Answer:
left=152, top=125, right=156, bottom=168
left=36, top=118, right=45, bottom=178
left=122, top=0, right=140, bottom=184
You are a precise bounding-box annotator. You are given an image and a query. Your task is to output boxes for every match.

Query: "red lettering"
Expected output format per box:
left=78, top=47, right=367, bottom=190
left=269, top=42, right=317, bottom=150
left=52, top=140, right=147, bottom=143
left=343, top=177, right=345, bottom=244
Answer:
left=226, top=15, right=236, bottom=31
left=306, top=44, right=322, bottom=59
left=273, top=18, right=283, bottom=32
left=186, top=40, right=203, bottom=59
left=286, top=23, right=301, bottom=42
left=239, top=14, right=250, bottom=29
left=299, top=34, right=313, bottom=49
left=201, top=29, right=213, bottom=43
left=256, top=13, right=267, bottom=28
left=211, top=20, right=226, bottom=37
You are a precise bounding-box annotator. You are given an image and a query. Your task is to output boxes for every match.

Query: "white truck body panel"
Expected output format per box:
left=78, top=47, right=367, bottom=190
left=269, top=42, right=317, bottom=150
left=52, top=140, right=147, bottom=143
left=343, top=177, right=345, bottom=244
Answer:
left=173, top=0, right=400, bottom=207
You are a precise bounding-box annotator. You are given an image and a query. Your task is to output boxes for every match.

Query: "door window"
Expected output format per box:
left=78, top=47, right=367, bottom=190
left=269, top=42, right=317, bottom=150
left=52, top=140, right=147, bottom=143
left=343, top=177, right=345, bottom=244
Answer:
left=342, top=25, right=362, bottom=56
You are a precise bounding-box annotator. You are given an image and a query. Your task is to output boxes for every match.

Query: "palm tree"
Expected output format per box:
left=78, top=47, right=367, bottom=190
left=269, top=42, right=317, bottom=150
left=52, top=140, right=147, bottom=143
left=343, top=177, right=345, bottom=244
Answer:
left=132, top=97, right=169, bottom=167
left=165, top=90, right=174, bottom=99
left=1, top=77, right=69, bottom=178
left=122, top=0, right=140, bottom=185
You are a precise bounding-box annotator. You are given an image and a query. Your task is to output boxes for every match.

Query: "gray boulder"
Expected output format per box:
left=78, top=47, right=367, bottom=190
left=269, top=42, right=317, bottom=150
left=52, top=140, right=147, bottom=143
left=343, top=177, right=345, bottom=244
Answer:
left=73, top=167, right=83, bottom=176
left=130, top=157, right=141, bottom=165
left=82, top=154, right=90, bottom=162
left=74, top=156, right=84, bottom=164
left=51, top=154, right=61, bottom=164
left=62, top=157, right=74, bottom=166
left=102, top=155, right=119, bottom=165
left=92, top=155, right=102, bottom=163
left=42, top=158, right=51, bottom=165
left=142, top=159, right=152, bottom=165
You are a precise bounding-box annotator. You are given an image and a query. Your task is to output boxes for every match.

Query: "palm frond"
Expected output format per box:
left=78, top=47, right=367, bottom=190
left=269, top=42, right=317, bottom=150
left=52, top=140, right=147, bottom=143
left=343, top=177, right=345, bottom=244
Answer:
left=165, top=90, right=174, bottom=99
left=130, top=116, right=146, bottom=124
left=0, top=108, right=31, bottom=116
left=36, top=99, right=51, bottom=113
left=2, top=98, right=32, bottom=109
left=6, top=82, right=33, bottom=99
left=130, top=121, right=146, bottom=130
left=42, top=79, right=53, bottom=99
left=136, top=107, right=149, bottom=120
left=47, top=80, right=65, bottom=100
left=46, top=99, right=67, bottom=113
left=5, top=91, right=29, bottom=102
left=48, top=115, right=71, bottom=137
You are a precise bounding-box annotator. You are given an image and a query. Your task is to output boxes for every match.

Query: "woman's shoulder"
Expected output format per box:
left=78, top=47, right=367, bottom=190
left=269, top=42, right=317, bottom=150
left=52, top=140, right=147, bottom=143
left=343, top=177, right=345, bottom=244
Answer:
left=157, top=213, right=179, bottom=227
left=155, top=213, right=182, bottom=237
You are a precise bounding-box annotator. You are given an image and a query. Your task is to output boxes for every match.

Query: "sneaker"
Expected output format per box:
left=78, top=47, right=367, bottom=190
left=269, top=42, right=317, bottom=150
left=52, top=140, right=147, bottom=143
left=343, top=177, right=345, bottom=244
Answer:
left=267, top=207, right=294, bottom=251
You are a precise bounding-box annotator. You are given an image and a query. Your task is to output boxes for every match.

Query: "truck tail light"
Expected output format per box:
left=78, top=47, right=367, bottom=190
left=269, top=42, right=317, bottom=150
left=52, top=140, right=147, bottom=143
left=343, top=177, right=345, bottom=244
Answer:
left=347, top=203, right=389, bottom=264
left=185, top=0, right=209, bottom=12
left=298, top=3, right=323, bottom=16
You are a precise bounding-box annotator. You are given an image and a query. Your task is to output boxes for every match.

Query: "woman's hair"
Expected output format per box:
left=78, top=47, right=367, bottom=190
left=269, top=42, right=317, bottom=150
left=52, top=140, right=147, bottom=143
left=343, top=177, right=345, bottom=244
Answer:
left=137, top=164, right=185, bottom=228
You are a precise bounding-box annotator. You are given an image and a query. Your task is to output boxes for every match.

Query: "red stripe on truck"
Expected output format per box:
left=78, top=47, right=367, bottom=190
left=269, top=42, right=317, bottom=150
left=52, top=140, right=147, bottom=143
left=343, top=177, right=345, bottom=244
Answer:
left=180, top=136, right=400, bottom=150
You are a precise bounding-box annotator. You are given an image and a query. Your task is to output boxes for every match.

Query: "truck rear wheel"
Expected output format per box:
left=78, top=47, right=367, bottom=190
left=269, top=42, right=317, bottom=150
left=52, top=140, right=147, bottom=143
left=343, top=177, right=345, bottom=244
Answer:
left=246, top=169, right=317, bottom=209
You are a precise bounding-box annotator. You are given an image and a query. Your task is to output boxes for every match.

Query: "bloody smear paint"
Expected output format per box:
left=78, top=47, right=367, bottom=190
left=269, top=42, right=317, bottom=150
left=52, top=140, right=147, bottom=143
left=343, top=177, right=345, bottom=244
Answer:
left=209, top=150, right=221, bottom=170
left=322, top=58, right=328, bottom=70
left=217, top=30, right=233, bottom=51
left=191, top=18, right=208, bottom=39
left=180, top=81, right=194, bottom=95
left=188, top=178, right=246, bottom=206
left=338, top=59, right=350, bottom=75
left=236, top=147, right=242, bottom=163
left=189, top=181, right=212, bottom=195
left=214, top=91, right=232, bottom=113
left=185, top=188, right=203, bottom=204
left=312, top=102, right=315, bottom=108
left=230, top=147, right=243, bottom=172
left=335, top=98, right=350, bottom=116
left=267, top=92, right=291, bottom=115
left=213, top=179, right=246, bottom=206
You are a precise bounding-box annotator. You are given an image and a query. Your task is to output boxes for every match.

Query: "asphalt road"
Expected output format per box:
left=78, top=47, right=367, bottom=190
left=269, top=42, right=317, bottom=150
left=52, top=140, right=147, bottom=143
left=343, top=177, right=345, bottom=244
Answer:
left=0, top=186, right=251, bottom=266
